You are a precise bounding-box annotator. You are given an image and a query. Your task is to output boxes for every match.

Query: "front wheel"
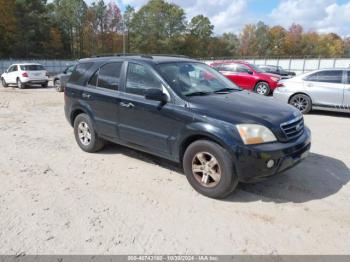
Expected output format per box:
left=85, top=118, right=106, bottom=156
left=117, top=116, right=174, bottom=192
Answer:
left=1, top=78, right=8, bottom=87
left=73, top=113, right=105, bottom=153
left=183, top=140, right=238, bottom=199
left=289, top=94, right=312, bottom=114
left=54, top=79, right=63, bottom=92
left=254, top=82, right=270, bottom=96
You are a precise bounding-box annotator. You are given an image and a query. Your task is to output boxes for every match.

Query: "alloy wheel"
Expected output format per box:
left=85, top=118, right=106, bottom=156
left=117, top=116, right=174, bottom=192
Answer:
left=291, top=95, right=308, bottom=112
left=256, top=83, right=269, bottom=95
left=78, top=122, right=92, bottom=146
left=192, top=152, right=222, bottom=188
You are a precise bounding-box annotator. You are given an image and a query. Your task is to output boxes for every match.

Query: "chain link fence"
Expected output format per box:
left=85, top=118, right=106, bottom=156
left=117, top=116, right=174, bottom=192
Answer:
left=1, top=57, right=350, bottom=77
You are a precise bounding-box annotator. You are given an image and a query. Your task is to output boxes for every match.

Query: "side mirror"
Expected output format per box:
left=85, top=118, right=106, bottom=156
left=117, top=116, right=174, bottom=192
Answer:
left=247, top=70, right=253, bottom=75
left=5, top=70, right=8, bottom=73
left=145, top=88, right=168, bottom=103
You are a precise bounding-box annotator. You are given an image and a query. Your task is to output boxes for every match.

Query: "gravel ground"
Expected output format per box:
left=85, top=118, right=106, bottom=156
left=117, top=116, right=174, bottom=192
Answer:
left=0, top=84, right=349, bottom=255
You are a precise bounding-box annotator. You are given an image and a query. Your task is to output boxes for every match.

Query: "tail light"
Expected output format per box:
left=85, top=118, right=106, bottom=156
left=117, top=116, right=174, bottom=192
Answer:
left=46, top=71, right=49, bottom=77
left=22, top=72, right=28, bottom=77
left=277, top=82, right=285, bottom=87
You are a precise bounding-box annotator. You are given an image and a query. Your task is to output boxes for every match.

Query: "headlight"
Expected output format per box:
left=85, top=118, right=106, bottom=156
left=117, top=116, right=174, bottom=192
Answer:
left=236, top=124, right=277, bottom=145
left=270, top=77, right=280, bottom=82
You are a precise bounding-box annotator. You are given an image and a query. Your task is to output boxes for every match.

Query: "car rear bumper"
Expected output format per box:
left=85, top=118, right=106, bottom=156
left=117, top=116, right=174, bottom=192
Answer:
left=233, top=127, right=311, bottom=182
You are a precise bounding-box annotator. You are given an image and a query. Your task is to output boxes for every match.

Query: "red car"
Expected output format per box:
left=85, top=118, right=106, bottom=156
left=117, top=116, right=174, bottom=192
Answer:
left=210, top=61, right=282, bottom=96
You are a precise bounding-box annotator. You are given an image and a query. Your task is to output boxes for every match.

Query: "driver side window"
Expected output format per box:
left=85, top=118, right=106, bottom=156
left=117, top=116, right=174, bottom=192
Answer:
left=126, top=63, right=162, bottom=96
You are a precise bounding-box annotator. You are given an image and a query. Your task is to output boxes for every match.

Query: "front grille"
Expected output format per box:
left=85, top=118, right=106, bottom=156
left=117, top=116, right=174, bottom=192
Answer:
left=280, top=116, right=304, bottom=140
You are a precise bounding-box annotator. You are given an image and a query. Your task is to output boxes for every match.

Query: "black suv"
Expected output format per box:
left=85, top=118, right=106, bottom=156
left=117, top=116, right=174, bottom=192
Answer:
left=64, top=55, right=311, bottom=199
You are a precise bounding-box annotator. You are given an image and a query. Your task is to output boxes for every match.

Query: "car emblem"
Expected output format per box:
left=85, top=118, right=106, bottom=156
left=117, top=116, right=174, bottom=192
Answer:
left=295, top=124, right=302, bottom=131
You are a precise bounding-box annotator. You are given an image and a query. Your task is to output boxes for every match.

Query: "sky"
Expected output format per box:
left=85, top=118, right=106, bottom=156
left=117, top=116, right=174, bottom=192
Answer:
left=87, top=0, right=350, bottom=36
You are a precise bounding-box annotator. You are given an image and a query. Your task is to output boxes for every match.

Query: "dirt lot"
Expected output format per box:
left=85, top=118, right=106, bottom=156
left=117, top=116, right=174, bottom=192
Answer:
left=0, top=84, right=349, bottom=255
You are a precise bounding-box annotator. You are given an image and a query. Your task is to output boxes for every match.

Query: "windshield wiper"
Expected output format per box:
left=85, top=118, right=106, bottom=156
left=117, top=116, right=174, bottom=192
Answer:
left=185, top=91, right=212, bottom=97
left=214, top=88, right=241, bottom=94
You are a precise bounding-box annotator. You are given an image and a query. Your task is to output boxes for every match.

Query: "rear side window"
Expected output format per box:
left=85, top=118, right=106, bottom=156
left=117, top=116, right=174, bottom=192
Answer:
left=69, top=62, right=93, bottom=85
left=347, top=71, right=350, bottom=84
left=305, top=70, right=343, bottom=84
left=20, top=65, right=44, bottom=71
left=88, top=62, right=122, bottom=90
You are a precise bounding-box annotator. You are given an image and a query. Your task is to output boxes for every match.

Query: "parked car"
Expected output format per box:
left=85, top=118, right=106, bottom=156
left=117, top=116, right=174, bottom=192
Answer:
left=1, top=63, right=49, bottom=88
left=274, top=69, right=350, bottom=114
left=259, top=65, right=296, bottom=79
left=53, top=64, right=76, bottom=92
left=64, top=55, right=311, bottom=199
left=210, top=61, right=282, bottom=96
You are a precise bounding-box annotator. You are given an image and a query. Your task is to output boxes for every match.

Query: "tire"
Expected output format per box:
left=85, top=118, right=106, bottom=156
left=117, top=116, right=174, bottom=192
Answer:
left=289, top=94, right=312, bottom=114
left=54, top=79, right=63, bottom=92
left=1, top=78, right=8, bottom=88
left=17, top=78, right=25, bottom=89
left=254, top=82, right=270, bottom=96
left=73, top=113, right=105, bottom=153
left=183, top=140, right=239, bottom=199
left=42, top=81, right=48, bottom=88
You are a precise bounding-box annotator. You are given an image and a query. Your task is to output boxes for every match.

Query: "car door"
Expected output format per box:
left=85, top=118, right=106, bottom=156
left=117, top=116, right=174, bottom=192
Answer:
left=7, top=66, right=17, bottom=83
left=83, top=62, right=124, bottom=139
left=218, top=64, right=245, bottom=87
left=344, top=70, right=350, bottom=108
left=303, top=70, right=344, bottom=107
left=118, top=62, right=184, bottom=157
left=2, top=66, right=13, bottom=83
left=235, top=64, right=256, bottom=89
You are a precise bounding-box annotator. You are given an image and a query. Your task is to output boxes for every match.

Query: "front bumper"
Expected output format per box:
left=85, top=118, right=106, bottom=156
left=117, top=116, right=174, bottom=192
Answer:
left=234, top=127, right=311, bottom=182
left=273, top=89, right=292, bottom=104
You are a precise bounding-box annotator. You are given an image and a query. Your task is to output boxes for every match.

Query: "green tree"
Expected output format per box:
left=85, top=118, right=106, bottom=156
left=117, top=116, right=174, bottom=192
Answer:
left=129, top=0, right=186, bottom=53
left=0, top=0, right=17, bottom=57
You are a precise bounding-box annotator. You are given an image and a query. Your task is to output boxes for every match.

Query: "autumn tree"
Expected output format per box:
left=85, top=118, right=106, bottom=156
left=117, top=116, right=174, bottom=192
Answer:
left=0, top=0, right=17, bottom=57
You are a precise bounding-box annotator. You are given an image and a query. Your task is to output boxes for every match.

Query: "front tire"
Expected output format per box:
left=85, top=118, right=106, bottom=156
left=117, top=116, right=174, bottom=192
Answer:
left=1, top=78, right=8, bottom=87
left=17, top=78, right=25, bottom=89
left=74, top=113, right=105, bottom=153
left=183, top=140, right=238, bottom=199
left=54, top=79, right=63, bottom=92
left=289, top=94, right=312, bottom=114
left=254, top=82, right=270, bottom=96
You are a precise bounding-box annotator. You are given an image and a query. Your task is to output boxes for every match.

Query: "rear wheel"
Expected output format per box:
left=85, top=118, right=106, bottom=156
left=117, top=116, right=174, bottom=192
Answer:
left=54, top=79, right=63, bottom=92
left=74, top=113, right=105, bottom=153
left=17, top=78, right=25, bottom=89
left=1, top=78, right=8, bottom=87
left=183, top=140, right=238, bottom=199
left=289, top=94, right=312, bottom=114
left=254, top=82, right=270, bottom=96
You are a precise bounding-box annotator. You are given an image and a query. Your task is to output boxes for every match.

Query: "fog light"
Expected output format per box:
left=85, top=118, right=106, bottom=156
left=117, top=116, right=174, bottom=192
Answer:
left=267, top=160, right=275, bottom=169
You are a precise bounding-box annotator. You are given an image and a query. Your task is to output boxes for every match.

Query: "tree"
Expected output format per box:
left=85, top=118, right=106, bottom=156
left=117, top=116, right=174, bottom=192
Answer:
left=123, top=5, right=135, bottom=52
left=239, top=24, right=256, bottom=56
left=129, top=0, right=186, bottom=53
left=53, top=0, right=87, bottom=57
left=0, top=0, right=17, bottom=57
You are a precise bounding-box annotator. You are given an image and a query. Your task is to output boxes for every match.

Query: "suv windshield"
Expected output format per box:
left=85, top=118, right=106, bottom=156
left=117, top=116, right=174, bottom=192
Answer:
left=157, top=62, right=240, bottom=97
left=20, top=65, right=45, bottom=71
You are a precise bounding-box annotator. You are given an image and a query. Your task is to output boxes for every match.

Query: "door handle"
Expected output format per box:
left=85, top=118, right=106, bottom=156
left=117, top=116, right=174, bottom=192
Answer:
left=120, top=102, right=135, bottom=108
left=82, top=93, right=91, bottom=99
left=307, top=83, right=313, bottom=87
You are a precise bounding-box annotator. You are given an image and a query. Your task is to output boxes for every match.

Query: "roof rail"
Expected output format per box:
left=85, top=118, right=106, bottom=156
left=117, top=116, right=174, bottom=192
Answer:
left=91, top=53, right=190, bottom=59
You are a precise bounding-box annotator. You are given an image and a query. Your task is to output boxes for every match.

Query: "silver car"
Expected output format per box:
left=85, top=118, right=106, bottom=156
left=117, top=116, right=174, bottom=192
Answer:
left=273, top=69, right=350, bottom=114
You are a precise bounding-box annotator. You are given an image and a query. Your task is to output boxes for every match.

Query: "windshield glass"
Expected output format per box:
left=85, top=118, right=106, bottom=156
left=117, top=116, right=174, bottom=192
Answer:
left=157, top=62, right=240, bottom=97
left=249, top=63, right=265, bottom=73
left=20, top=65, right=45, bottom=71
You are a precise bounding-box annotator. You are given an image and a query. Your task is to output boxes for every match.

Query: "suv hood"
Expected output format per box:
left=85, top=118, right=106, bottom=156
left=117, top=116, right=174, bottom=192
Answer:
left=188, top=91, right=300, bottom=128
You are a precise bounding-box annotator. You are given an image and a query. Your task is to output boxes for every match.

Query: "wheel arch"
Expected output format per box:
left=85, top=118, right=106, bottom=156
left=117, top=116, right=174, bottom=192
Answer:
left=288, top=92, right=313, bottom=104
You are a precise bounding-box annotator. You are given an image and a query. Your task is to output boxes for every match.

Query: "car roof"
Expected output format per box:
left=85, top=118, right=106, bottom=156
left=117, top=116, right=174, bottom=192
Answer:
left=11, top=63, right=43, bottom=66
left=79, top=55, right=198, bottom=65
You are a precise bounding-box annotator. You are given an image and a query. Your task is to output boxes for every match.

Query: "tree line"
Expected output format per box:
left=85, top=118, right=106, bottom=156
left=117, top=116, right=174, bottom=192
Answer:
left=1, top=0, right=350, bottom=59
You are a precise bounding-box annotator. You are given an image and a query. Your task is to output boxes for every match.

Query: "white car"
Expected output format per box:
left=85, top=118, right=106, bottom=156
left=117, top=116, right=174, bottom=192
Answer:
left=273, top=69, right=350, bottom=114
left=1, top=63, right=49, bottom=89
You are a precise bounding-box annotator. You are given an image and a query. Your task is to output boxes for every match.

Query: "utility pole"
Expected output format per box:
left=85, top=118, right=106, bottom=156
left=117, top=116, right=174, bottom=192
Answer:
left=122, top=15, right=126, bottom=54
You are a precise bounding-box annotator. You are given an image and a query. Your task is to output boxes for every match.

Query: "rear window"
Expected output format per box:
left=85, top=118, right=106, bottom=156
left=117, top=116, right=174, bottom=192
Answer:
left=305, top=70, right=343, bottom=84
left=69, top=62, right=93, bottom=85
left=20, top=65, right=45, bottom=71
